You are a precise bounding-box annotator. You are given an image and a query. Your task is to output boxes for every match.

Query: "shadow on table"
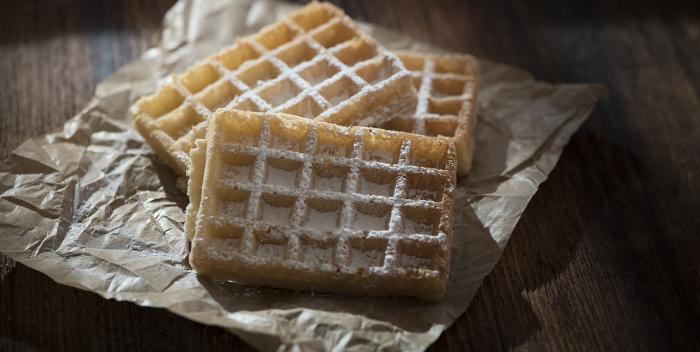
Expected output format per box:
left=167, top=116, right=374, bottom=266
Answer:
left=429, top=104, right=615, bottom=349
left=0, top=264, right=255, bottom=352
left=439, top=98, right=700, bottom=350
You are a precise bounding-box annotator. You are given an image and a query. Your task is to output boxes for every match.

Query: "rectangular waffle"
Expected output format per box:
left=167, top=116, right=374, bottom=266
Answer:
left=132, top=2, right=417, bottom=176
left=188, top=110, right=456, bottom=301
left=381, top=52, right=478, bottom=175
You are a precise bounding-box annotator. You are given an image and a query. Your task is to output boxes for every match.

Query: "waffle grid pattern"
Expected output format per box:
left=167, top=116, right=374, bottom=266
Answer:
left=190, top=111, right=456, bottom=301
left=382, top=52, right=479, bottom=175
left=133, top=3, right=415, bottom=175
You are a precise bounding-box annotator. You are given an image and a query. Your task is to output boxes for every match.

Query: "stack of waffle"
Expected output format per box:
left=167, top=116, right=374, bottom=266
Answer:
left=132, top=2, right=478, bottom=301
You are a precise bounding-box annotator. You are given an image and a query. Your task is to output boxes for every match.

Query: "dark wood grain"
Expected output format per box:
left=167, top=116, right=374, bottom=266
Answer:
left=2, top=0, right=700, bottom=351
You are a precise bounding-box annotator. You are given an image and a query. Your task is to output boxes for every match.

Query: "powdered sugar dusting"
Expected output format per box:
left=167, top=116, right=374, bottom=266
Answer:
left=205, top=238, right=241, bottom=261
left=406, top=188, right=439, bottom=202
left=316, top=144, right=346, bottom=157
left=403, top=218, right=438, bottom=236
left=220, top=200, right=247, bottom=218
left=352, top=211, right=389, bottom=231
left=201, top=113, right=453, bottom=279
left=301, top=245, right=334, bottom=266
left=181, top=5, right=459, bottom=300
left=400, top=54, right=476, bottom=135
left=265, top=165, right=299, bottom=188
left=382, top=52, right=479, bottom=176
left=398, top=253, right=433, bottom=270
left=134, top=2, right=416, bottom=176
left=303, top=207, right=339, bottom=231
left=256, top=243, right=287, bottom=259
left=357, top=177, right=393, bottom=196
left=224, top=164, right=253, bottom=181
left=349, top=247, right=384, bottom=270
left=259, top=202, right=293, bottom=225
left=311, top=173, right=344, bottom=192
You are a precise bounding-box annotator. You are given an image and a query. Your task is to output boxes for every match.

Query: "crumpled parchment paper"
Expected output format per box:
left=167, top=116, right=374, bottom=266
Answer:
left=0, top=0, right=604, bottom=350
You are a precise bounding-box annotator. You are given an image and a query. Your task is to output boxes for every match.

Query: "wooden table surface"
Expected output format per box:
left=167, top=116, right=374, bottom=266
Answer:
left=2, top=0, right=699, bottom=351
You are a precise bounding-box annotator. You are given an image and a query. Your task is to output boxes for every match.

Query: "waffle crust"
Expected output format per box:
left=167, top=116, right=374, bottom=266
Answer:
left=382, top=52, right=478, bottom=175
left=132, top=2, right=416, bottom=176
left=188, top=110, right=456, bottom=301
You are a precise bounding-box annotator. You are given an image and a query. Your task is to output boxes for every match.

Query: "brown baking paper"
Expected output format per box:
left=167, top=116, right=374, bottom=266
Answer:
left=0, top=0, right=604, bottom=350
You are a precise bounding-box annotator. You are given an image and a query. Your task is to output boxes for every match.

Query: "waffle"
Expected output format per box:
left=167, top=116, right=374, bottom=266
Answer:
left=132, top=2, right=416, bottom=176
left=188, top=110, right=456, bottom=301
left=380, top=52, right=479, bottom=175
